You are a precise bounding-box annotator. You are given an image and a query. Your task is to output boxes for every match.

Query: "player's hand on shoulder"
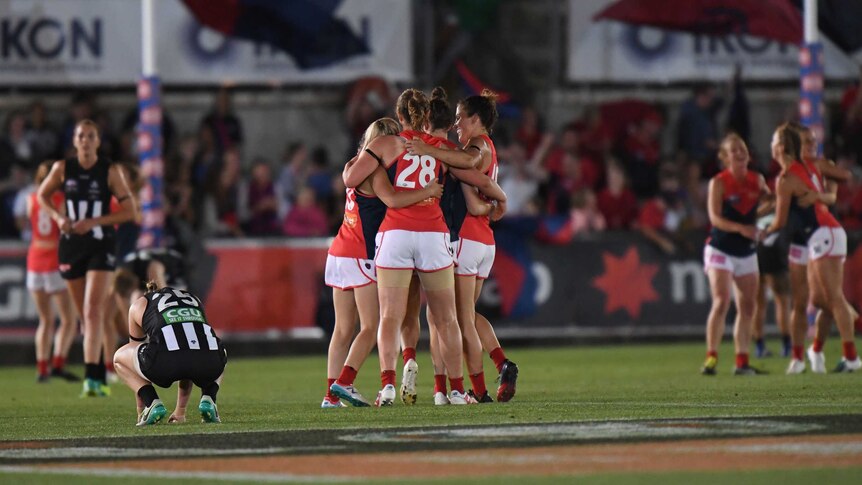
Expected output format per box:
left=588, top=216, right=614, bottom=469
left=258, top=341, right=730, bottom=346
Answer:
left=405, top=137, right=428, bottom=155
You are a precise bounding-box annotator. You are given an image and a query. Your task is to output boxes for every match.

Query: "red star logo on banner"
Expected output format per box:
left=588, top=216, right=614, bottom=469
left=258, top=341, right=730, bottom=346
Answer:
left=591, top=247, right=659, bottom=319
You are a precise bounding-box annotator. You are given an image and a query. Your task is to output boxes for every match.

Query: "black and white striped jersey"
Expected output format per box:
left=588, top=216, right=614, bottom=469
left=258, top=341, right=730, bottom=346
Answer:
left=141, top=287, right=221, bottom=352
left=62, top=157, right=116, bottom=242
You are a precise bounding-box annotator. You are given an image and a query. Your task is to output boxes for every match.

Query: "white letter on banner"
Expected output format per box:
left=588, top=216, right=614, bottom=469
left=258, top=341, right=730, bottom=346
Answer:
left=669, top=261, right=708, bottom=304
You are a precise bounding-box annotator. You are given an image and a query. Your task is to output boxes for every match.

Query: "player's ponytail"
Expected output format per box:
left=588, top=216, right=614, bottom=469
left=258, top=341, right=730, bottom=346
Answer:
left=396, top=88, right=429, bottom=131
left=145, top=280, right=158, bottom=294
left=775, top=122, right=803, bottom=162
left=428, top=86, right=454, bottom=132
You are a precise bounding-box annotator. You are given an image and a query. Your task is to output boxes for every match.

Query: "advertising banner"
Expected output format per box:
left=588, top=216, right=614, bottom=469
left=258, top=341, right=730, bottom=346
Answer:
left=567, top=0, right=862, bottom=82
left=0, top=0, right=412, bottom=85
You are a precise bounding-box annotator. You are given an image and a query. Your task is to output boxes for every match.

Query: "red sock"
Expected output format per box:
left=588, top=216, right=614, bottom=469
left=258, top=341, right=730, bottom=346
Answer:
left=735, top=353, right=749, bottom=369
left=706, top=350, right=718, bottom=359
left=469, top=372, right=486, bottom=396
left=381, top=370, right=396, bottom=387
left=449, top=377, right=465, bottom=394
left=326, top=378, right=337, bottom=400
left=842, top=341, right=858, bottom=361
left=489, top=347, right=507, bottom=373
left=51, top=355, right=65, bottom=370
left=105, top=361, right=115, bottom=373
left=337, top=366, right=358, bottom=386
left=792, top=345, right=805, bottom=361
left=402, top=347, right=416, bottom=365
left=812, top=339, right=825, bottom=353
left=37, top=360, right=49, bottom=376
left=434, top=374, right=448, bottom=394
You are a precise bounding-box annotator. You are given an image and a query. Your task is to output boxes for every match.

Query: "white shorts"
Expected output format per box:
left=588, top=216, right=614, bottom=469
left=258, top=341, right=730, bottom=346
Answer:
left=375, top=230, right=454, bottom=272
left=788, top=243, right=808, bottom=266
left=454, top=238, right=495, bottom=279
left=808, top=226, right=847, bottom=261
left=324, top=255, right=376, bottom=290
left=26, top=270, right=66, bottom=293
left=704, top=245, right=758, bottom=277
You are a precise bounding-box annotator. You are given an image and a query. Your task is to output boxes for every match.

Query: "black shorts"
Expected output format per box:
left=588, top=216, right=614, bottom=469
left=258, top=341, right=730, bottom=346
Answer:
left=138, top=343, right=227, bottom=389
left=757, top=242, right=788, bottom=275
left=58, top=235, right=116, bottom=280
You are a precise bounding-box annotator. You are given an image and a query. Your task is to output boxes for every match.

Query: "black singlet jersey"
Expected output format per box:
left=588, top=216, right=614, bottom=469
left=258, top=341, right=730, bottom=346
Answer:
left=62, top=156, right=116, bottom=242
left=123, top=248, right=188, bottom=291
left=141, top=287, right=222, bottom=353
left=356, top=191, right=387, bottom=259
left=440, top=173, right=467, bottom=242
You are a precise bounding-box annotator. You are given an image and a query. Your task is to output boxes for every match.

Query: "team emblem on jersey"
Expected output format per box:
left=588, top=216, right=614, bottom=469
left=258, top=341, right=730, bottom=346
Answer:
left=64, top=179, right=78, bottom=192
left=343, top=213, right=358, bottom=228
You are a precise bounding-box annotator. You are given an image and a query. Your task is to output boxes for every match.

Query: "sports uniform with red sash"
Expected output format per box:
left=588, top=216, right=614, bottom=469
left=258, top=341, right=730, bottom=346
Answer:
left=325, top=186, right=386, bottom=290
left=704, top=169, right=761, bottom=276
left=786, top=161, right=845, bottom=261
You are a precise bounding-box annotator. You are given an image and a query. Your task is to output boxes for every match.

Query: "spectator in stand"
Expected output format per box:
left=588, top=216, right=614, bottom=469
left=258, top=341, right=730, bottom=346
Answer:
left=94, top=110, right=120, bottom=161
left=498, top=137, right=550, bottom=216
left=190, top=126, right=220, bottom=231
left=275, top=142, right=309, bottom=219
left=636, top=166, right=687, bottom=255
left=165, top=134, right=197, bottom=225
left=202, top=147, right=243, bottom=238
left=677, top=84, right=721, bottom=176
left=835, top=155, right=862, bottom=230
left=569, top=188, right=606, bottom=236
left=726, top=65, right=751, bottom=146
left=621, top=112, right=662, bottom=198
left=283, top=185, right=329, bottom=237
left=306, top=147, right=334, bottom=203
left=240, top=158, right=280, bottom=236
left=25, top=101, right=60, bottom=162
left=0, top=163, right=31, bottom=239
left=515, top=106, right=545, bottom=158
left=681, top=160, right=709, bottom=230
left=545, top=151, right=593, bottom=215
left=61, top=92, right=96, bottom=155
left=597, top=159, right=638, bottom=230
left=545, top=123, right=601, bottom=188
left=3, top=111, right=36, bottom=169
left=344, top=76, right=395, bottom=155
left=201, top=86, right=243, bottom=153
left=577, top=107, right=613, bottom=163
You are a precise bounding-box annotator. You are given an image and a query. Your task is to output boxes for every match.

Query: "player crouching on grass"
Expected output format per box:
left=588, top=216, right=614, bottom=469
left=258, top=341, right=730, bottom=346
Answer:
left=113, top=281, right=227, bottom=426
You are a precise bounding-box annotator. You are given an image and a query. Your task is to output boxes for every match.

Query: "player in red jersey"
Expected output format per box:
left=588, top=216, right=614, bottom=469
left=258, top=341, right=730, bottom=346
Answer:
left=27, top=161, right=79, bottom=382
left=701, top=134, right=770, bottom=375
left=342, top=89, right=477, bottom=405
left=764, top=123, right=860, bottom=372
left=407, top=89, right=518, bottom=402
left=326, top=118, right=443, bottom=407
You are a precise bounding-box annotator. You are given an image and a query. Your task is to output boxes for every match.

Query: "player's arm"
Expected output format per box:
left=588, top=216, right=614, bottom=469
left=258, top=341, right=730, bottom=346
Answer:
left=344, top=137, right=389, bottom=188
left=820, top=179, right=838, bottom=206
left=127, top=296, right=147, bottom=343
left=755, top=174, right=775, bottom=217
left=71, top=164, right=136, bottom=235
left=462, top=183, right=492, bottom=216
left=369, top=167, right=442, bottom=208
left=707, top=177, right=757, bottom=239
left=816, top=158, right=852, bottom=184
left=449, top=167, right=507, bottom=202
left=36, top=160, right=70, bottom=232
left=169, top=379, right=193, bottom=424
left=406, top=136, right=482, bottom=169
left=765, top=175, right=794, bottom=236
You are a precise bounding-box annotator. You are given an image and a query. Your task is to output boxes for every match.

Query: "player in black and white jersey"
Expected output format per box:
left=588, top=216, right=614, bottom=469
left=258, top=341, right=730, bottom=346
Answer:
left=113, top=282, right=227, bottom=426
left=36, top=119, right=137, bottom=397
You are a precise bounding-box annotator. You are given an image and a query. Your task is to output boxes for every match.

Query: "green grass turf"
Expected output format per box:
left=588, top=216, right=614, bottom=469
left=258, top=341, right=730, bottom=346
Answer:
left=1, top=340, right=861, bottom=483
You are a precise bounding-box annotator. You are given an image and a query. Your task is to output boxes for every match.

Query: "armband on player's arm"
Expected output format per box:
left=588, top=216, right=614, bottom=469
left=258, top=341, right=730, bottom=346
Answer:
left=130, top=335, right=146, bottom=343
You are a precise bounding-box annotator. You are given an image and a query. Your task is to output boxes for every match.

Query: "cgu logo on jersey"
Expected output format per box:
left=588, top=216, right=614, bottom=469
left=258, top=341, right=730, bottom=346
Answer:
left=162, top=307, right=205, bottom=325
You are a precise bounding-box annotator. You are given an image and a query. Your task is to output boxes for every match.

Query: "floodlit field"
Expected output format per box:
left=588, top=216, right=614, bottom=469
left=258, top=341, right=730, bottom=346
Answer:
left=1, top=341, right=861, bottom=483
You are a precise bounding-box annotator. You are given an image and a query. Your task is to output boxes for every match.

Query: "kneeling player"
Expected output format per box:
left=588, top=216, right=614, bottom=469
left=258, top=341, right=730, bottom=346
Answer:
left=113, top=282, right=227, bottom=426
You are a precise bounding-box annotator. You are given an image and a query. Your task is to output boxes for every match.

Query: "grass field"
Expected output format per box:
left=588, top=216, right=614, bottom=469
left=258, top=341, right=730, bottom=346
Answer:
left=1, top=340, right=861, bottom=483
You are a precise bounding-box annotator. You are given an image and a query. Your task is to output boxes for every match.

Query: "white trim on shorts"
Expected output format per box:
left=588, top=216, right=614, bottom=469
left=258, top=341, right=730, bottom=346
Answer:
left=808, top=226, right=847, bottom=261
left=704, top=245, right=758, bottom=277
left=324, top=254, right=376, bottom=290
left=454, top=238, right=496, bottom=279
left=375, top=229, right=455, bottom=272
left=788, top=243, right=808, bottom=266
left=25, top=270, right=66, bottom=293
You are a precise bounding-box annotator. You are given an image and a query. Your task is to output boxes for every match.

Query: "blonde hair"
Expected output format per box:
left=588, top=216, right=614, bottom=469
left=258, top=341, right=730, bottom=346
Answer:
left=717, top=133, right=748, bottom=166
left=359, top=117, right=400, bottom=151
left=74, top=118, right=100, bottom=135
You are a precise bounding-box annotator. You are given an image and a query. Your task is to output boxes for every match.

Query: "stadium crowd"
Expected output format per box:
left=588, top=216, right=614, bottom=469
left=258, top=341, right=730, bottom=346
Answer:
left=3, top=80, right=862, bottom=255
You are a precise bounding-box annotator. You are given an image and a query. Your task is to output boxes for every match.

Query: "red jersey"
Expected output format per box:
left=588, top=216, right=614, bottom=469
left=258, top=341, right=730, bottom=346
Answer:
left=460, top=134, right=498, bottom=245
left=328, top=187, right=387, bottom=259
left=378, top=130, right=449, bottom=233
left=787, top=162, right=840, bottom=229
left=27, top=191, right=63, bottom=272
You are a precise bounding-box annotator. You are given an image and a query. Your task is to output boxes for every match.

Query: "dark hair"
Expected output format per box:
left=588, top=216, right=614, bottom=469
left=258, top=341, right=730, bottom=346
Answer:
left=395, top=89, right=430, bottom=130
left=113, top=267, right=141, bottom=298
left=458, top=88, right=498, bottom=133
left=428, top=87, right=455, bottom=132
left=776, top=122, right=803, bottom=162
